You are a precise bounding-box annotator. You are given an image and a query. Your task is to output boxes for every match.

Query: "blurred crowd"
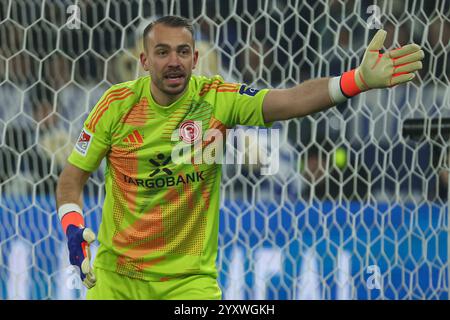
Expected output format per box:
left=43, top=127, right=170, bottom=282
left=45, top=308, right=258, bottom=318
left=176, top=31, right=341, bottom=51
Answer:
left=0, top=0, right=449, bottom=203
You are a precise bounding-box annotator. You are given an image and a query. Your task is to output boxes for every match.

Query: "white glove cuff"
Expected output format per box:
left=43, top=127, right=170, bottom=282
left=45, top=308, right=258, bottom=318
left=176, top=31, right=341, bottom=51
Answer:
left=58, top=203, right=83, bottom=221
left=328, top=76, right=348, bottom=104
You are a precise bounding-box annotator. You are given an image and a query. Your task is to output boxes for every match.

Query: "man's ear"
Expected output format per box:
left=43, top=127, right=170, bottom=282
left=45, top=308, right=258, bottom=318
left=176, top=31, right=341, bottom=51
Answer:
left=192, top=49, right=199, bottom=70
left=140, top=52, right=150, bottom=71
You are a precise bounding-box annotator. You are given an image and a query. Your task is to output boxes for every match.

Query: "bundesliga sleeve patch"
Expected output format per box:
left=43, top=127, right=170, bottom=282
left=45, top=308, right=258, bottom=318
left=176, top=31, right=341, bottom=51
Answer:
left=239, top=84, right=260, bottom=96
left=74, top=128, right=92, bottom=156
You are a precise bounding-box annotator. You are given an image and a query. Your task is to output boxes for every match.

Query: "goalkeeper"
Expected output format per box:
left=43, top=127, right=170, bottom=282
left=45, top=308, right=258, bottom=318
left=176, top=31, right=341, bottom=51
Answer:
left=56, top=15, right=424, bottom=299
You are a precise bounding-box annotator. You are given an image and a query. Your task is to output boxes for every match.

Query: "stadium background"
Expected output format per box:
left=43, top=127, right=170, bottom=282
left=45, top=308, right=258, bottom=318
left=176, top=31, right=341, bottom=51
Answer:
left=0, top=0, right=449, bottom=299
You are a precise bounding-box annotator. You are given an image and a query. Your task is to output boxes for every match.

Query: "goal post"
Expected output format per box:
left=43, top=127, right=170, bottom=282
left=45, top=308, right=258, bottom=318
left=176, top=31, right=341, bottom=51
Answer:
left=0, top=0, right=449, bottom=299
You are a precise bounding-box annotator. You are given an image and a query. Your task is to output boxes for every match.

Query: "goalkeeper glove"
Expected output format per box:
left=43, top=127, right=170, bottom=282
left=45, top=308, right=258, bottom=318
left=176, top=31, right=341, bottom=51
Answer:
left=59, top=204, right=96, bottom=289
left=329, top=29, right=424, bottom=103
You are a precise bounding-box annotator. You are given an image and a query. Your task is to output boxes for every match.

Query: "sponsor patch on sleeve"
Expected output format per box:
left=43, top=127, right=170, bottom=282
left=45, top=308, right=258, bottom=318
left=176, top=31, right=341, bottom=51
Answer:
left=239, top=84, right=260, bottom=97
left=74, top=128, right=92, bottom=156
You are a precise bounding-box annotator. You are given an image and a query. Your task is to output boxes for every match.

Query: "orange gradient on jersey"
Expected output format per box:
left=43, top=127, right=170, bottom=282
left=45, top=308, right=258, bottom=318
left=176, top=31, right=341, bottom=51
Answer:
left=122, top=98, right=153, bottom=126
left=112, top=204, right=164, bottom=251
left=109, top=146, right=139, bottom=215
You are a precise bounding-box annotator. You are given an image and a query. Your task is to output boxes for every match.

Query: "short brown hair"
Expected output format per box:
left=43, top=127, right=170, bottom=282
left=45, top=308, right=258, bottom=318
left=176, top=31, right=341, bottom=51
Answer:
left=143, top=15, right=195, bottom=51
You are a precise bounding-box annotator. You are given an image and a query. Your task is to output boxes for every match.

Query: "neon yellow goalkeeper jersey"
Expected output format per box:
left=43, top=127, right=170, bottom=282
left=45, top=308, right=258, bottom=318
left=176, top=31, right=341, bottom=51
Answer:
left=68, top=75, right=269, bottom=281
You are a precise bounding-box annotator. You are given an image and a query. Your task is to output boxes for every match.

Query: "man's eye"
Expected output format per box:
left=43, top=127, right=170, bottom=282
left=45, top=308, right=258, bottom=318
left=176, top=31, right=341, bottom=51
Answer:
left=157, top=51, right=167, bottom=56
left=180, top=49, right=190, bottom=55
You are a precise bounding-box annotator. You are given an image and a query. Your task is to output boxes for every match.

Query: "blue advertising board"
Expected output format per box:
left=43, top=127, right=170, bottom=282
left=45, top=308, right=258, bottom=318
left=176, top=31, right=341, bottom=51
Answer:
left=0, top=195, right=448, bottom=299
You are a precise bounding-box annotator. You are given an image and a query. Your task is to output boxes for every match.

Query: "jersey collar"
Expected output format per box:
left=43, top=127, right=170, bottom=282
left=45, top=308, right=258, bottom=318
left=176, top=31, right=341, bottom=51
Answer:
left=145, top=76, right=192, bottom=117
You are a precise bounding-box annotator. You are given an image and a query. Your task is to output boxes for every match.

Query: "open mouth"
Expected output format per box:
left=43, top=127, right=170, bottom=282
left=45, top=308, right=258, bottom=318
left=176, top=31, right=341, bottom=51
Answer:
left=164, top=72, right=185, bottom=84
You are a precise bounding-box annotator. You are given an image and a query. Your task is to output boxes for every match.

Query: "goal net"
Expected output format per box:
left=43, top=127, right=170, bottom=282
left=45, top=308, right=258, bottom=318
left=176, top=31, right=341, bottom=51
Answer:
left=1, top=0, right=449, bottom=299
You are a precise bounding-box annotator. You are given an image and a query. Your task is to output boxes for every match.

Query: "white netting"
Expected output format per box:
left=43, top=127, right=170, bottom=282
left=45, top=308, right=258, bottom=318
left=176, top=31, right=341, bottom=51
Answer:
left=0, top=0, right=449, bottom=299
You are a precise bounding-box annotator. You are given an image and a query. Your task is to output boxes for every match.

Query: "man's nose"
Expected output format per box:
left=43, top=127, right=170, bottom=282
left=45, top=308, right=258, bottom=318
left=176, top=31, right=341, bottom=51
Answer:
left=167, top=51, right=181, bottom=67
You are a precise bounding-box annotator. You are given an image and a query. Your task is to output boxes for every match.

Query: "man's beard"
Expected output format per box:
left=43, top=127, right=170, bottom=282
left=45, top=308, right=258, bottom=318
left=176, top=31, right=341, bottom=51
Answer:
left=156, top=73, right=190, bottom=96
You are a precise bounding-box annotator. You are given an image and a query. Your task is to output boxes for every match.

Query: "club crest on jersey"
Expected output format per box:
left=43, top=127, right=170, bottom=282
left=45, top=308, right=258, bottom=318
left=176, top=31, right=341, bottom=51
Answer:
left=75, top=129, right=92, bottom=156
left=239, top=84, right=260, bottom=96
left=179, top=120, right=201, bottom=144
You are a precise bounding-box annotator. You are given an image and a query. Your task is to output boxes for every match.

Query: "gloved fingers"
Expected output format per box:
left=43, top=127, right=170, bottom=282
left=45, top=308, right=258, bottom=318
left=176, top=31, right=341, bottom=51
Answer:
left=81, top=257, right=96, bottom=288
left=81, top=257, right=92, bottom=275
left=82, top=271, right=96, bottom=289
left=366, top=29, right=387, bottom=51
left=392, top=50, right=425, bottom=66
left=394, top=61, right=423, bottom=74
left=82, top=228, right=96, bottom=244
left=388, top=44, right=421, bottom=59
left=390, top=73, right=415, bottom=86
